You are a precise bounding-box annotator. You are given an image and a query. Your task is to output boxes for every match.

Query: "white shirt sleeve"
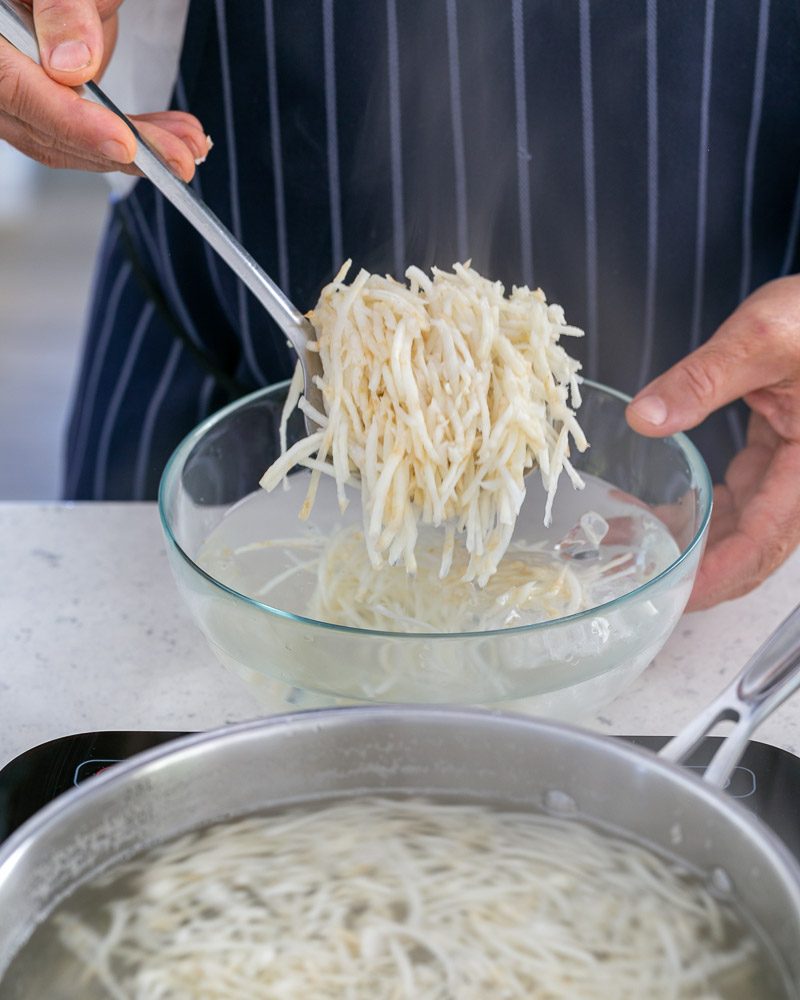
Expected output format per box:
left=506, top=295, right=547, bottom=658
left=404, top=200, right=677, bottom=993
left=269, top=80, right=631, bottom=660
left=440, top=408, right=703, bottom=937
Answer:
left=102, top=0, right=192, bottom=196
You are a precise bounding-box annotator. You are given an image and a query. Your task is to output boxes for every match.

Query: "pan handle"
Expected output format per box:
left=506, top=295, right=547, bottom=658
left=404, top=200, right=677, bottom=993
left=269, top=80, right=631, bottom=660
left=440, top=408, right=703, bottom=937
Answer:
left=659, top=602, right=800, bottom=787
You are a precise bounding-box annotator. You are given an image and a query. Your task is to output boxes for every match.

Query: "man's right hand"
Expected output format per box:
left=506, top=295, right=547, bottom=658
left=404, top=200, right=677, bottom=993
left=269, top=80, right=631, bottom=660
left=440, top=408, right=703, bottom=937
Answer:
left=1, top=0, right=208, bottom=180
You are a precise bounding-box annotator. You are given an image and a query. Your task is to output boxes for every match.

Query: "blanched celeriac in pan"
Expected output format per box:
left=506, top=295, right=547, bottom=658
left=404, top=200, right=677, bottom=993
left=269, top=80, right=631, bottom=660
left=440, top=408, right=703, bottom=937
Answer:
left=51, top=797, right=770, bottom=999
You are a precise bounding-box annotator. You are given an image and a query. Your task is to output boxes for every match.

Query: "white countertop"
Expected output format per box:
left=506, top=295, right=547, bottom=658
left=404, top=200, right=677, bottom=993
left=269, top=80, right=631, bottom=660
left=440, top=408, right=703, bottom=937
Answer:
left=1, top=502, right=799, bottom=769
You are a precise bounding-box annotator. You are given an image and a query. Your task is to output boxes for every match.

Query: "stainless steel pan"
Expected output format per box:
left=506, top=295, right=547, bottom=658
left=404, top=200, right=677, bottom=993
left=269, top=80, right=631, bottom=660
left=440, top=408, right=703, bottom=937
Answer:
left=0, top=604, right=799, bottom=992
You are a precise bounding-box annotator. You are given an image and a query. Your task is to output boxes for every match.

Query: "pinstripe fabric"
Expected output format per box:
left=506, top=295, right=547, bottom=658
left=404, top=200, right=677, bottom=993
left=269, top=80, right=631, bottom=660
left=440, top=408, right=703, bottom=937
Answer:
left=197, top=374, right=216, bottom=424
left=213, top=0, right=263, bottom=384
left=94, top=302, right=156, bottom=498
left=385, top=0, right=405, bottom=277
left=121, top=188, right=205, bottom=358
left=63, top=0, right=800, bottom=499
left=445, top=0, right=469, bottom=261
left=322, top=0, right=343, bottom=270
left=154, top=193, right=203, bottom=349
left=63, top=216, right=122, bottom=480
left=638, top=0, right=659, bottom=388
left=125, top=193, right=161, bottom=270
left=740, top=0, right=771, bottom=301
left=511, top=0, right=533, bottom=288
left=65, top=258, right=132, bottom=498
left=725, top=0, right=772, bottom=451
left=174, top=151, right=230, bottom=321
left=133, top=340, right=184, bottom=500
left=578, top=0, right=598, bottom=381
left=264, top=0, right=290, bottom=293
left=174, top=76, right=231, bottom=316
left=781, top=173, right=800, bottom=276
left=689, top=0, right=715, bottom=352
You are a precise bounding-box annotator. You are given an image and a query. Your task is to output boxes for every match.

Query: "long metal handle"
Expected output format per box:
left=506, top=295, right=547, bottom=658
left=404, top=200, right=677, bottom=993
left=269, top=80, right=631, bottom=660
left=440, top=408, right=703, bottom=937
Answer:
left=0, top=0, right=316, bottom=362
left=660, top=603, right=800, bottom=788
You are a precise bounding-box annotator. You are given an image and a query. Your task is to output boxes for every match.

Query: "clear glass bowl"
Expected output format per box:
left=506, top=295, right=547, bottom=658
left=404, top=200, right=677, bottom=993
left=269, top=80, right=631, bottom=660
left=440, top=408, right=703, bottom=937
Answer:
left=158, top=381, right=712, bottom=720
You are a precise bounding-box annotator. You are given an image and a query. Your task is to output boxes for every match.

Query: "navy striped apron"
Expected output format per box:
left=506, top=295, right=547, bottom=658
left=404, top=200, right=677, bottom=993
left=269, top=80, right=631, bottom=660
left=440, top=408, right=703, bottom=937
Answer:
left=63, top=0, right=800, bottom=500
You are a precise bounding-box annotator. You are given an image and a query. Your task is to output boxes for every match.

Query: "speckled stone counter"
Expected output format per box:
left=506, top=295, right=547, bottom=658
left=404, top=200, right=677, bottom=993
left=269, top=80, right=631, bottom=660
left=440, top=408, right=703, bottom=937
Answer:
left=1, top=501, right=799, bottom=769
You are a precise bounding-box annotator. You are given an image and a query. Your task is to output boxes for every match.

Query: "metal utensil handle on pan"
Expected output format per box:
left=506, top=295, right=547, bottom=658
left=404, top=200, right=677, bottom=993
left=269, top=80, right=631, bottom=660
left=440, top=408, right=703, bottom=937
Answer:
left=660, top=602, right=800, bottom=787
left=0, top=0, right=316, bottom=361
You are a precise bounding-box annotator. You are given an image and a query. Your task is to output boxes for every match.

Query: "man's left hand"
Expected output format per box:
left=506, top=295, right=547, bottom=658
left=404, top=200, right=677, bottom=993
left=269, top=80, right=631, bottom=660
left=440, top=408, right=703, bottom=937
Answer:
left=625, top=275, right=800, bottom=610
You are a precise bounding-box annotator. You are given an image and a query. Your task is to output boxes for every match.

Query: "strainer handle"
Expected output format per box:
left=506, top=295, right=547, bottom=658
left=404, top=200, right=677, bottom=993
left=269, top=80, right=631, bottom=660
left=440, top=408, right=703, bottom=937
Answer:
left=659, top=602, right=800, bottom=788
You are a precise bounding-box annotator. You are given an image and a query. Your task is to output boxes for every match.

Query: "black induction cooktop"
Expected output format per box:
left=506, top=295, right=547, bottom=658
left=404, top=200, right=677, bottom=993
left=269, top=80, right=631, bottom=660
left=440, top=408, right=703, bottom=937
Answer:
left=1, top=731, right=800, bottom=858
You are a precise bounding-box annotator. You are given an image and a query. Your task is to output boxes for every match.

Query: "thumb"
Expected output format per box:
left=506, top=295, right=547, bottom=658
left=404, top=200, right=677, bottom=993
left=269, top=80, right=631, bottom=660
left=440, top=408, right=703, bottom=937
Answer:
left=625, top=312, right=777, bottom=438
left=31, top=0, right=104, bottom=85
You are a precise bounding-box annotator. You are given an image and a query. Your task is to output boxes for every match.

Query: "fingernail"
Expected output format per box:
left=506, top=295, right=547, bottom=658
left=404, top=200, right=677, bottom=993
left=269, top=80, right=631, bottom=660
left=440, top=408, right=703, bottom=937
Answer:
left=195, top=134, right=213, bottom=165
left=49, top=40, right=91, bottom=72
left=630, top=394, right=668, bottom=426
left=99, top=139, right=132, bottom=163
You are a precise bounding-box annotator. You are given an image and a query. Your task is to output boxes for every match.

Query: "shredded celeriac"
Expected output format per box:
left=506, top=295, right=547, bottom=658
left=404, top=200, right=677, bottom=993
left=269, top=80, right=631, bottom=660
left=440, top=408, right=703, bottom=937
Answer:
left=259, top=262, right=588, bottom=585
left=54, top=797, right=763, bottom=1000
left=243, top=523, right=638, bottom=633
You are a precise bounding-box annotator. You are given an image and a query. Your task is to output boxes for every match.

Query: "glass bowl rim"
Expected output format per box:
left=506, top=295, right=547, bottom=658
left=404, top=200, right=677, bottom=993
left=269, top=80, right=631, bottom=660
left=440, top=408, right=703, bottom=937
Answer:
left=158, top=379, right=713, bottom=640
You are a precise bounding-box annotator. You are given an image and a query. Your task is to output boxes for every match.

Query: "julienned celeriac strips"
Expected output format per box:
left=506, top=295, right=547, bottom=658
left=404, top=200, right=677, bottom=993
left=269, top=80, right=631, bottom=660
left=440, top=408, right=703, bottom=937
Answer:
left=259, top=261, right=588, bottom=586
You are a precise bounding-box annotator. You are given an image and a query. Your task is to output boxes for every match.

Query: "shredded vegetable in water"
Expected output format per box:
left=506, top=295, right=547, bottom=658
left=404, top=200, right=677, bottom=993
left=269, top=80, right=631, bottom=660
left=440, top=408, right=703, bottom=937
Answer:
left=54, top=798, right=765, bottom=1000
left=259, top=262, right=588, bottom=585
left=241, top=522, right=639, bottom=632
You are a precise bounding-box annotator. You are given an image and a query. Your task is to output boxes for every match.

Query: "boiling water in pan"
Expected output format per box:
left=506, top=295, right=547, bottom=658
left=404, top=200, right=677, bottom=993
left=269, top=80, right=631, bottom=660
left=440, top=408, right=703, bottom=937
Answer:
left=197, top=471, right=683, bottom=632
left=0, top=797, right=790, bottom=999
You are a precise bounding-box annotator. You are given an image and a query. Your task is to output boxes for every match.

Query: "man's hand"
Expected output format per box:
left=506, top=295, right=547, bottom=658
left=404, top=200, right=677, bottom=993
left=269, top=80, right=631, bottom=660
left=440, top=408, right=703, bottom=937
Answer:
left=1, top=0, right=208, bottom=179
left=626, top=276, right=800, bottom=610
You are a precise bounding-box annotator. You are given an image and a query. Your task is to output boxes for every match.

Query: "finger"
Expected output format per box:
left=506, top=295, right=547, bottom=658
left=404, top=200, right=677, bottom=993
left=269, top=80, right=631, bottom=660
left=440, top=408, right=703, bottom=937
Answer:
left=133, top=117, right=199, bottom=182
left=0, top=40, right=136, bottom=163
left=700, top=415, right=777, bottom=551
left=705, top=484, right=736, bottom=548
left=19, top=0, right=121, bottom=81
left=0, top=110, right=137, bottom=171
left=97, top=7, right=117, bottom=77
left=687, top=441, right=800, bottom=610
left=723, top=443, right=772, bottom=508
left=32, top=0, right=105, bottom=85
left=626, top=290, right=789, bottom=438
left=19, top=0, right=122, bottom=19
left=607, top=488, right=696, bottom=546
left=89, top=0, right=125, bottom=19
left=130, top=110, right=210, bottom=163
left=132, top=109, right=206, bottom=131
left=0, top=41, right=206, bottom=179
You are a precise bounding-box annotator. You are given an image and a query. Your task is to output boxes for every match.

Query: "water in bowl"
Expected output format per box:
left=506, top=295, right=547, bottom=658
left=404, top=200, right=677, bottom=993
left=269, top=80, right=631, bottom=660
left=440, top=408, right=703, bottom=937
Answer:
left=196, top=470, right=682, bottom=633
